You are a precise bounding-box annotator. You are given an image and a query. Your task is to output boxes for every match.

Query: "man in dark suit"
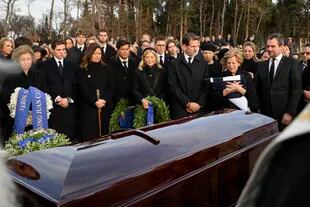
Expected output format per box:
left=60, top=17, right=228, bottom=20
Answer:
left=108, top=39, right=138, bottom=105
left=97, top=30, right=115, bottom=62
left=42, top=40, right=79, bottom=140
left=154, top=35, right=173, bottom=69
left=168, top=33, right=210, bottom=119
left=256, top=33, right=302, bottom=131
left=166, top=39, right=180, bottom=59
left=66, top=30, right=86, bottom=66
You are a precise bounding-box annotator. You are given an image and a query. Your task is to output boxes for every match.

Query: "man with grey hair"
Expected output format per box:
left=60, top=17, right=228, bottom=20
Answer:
left=256, top=33, right=302, bottom=131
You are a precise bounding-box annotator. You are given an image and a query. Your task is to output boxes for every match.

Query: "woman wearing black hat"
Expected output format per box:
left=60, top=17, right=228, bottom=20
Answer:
left=200, top=42, right=222, bottom=78
left=132, top=48, right=168, bottom=109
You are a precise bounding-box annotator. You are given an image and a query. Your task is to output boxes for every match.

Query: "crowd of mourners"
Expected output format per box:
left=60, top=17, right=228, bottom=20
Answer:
left=0, top=30, right=309, bottom=145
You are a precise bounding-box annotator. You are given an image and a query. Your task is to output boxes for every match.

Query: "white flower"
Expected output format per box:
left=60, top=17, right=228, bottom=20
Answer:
left=7, top=87, right=54, bottom=127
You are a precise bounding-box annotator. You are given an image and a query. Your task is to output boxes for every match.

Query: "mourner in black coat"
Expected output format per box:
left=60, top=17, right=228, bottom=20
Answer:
left=200, top=42, right=222, bottom=78
left=66, top=31, right=87, bottom=66
left=42, top=41, right=79, bottom=140
left=210, top=49, right=258, bottom=112
left=108, top=39, right=138, bottom=105
left=79, top=44, right=114, bottom=140
left=133, top=48, right=168, bottom=107
left=299, top=59, right=310, bottom=111
left=0, top=45, right=47, bottom=144
left=168, top=33, right=210, bottom=119
left=256, top=34, right=302, bottom=131
left=241, top=41, right=259, bottom=79
left=97, top=30, right=116, bottom=62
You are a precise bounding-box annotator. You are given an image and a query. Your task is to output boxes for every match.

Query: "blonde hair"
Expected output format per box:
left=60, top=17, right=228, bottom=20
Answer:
left=0, top=37, right=14, bottom=52
left=12, top=45, right=36, bottom=64
left=86, top=36, right=99, bottom=46
left=242, top=41, right=259, bottom=62
left=221, top=48, right=244, bottom=66
left=138, top=48, right=162, bottom=70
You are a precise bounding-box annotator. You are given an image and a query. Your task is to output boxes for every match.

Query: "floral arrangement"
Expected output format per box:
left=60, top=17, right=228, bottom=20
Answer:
left=7, top=87, right=53, bottom=126
left=133, top=96, right=170, bottom=128
left=4, top=129, right=71, bottom=156
left=109, top=98, right=130, bottom=132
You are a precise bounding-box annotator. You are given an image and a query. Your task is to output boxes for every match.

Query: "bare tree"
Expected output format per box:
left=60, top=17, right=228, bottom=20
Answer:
left=49, top=0, right=55, bottom=40
left=25, top=0, right=36, bottom=17
left=1, top=0, right=18, bottom=35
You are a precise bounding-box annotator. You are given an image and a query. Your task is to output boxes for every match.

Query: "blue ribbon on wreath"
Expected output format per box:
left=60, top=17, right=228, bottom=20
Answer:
left=118, top=106, right=135, bottom=129
left=146, top=103, right=154, bottom=125
left=18, top=134, right=54, bottom=149
left=14, top=87, right=48, bottom=134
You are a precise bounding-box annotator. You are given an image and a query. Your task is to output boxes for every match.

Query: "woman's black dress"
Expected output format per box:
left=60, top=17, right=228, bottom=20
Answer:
left=79, top=62, right=114, bottom=140
left=0, top=69, right=47, bottom=144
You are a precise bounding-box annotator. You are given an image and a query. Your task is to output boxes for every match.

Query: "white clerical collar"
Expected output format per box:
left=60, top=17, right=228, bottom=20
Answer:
left=119, top=57, right=129, bottom=62
left=54, top=57, right=64, bottom=66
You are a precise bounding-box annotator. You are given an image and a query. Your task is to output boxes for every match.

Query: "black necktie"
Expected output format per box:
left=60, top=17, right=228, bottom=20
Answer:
left=159, top=55, right=164, bottom=66
left=78, top=47, right=82, bottom=52
left=58, top=61, right=63, bottom=75
left=270, top=58, right=275, bottom=85
left=122, top=61, right=128, bottom=72
left=188, top=57, right=192, bottom=64
left=102, top=46, right=105, bottom=54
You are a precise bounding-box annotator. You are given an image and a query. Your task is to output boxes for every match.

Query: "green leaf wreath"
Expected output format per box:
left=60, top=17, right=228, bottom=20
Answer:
left=109, top=98, right=130, bottom=132
left=133, top=96, right=171, bottom=128
left=5, top=128, right=71, bottom=157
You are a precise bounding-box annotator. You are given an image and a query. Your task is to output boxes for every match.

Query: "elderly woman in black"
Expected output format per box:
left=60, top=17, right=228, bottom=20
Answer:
left=212, top=48, right=258, bottom=112
left=0, top=45, right=47, bottom=144
left=79, top=43, right=114, bottom=140
left=132, top=48, right=168, bottom=109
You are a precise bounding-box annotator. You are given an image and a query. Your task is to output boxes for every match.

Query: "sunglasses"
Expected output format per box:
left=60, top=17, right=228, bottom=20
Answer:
left=303, top=52, right=310, bottom=55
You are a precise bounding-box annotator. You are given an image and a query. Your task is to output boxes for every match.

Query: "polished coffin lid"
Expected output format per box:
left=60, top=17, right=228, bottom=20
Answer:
left=7, top=110, right=276, bottom=205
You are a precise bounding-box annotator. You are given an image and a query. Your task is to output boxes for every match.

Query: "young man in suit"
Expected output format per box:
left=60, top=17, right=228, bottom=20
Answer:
left=97, top=30, right=115, bottom=62
left=108, top=39, right=138, bottom=105
left=168, top=33, right=210, bottom=119
left=42, top=40, right=79, bottom=140
left=66, top=30, right=87, bottom=66
left=256, top=33, right=302, bottom=131
left=154, top=36, right=173, bottom=70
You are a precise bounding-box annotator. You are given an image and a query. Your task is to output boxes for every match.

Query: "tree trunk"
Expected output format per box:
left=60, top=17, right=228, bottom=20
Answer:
left=49, top=0, right=55, bottom=40
left=220, top=0, right=227, bottom=35
left=63, top=0, right=68, bottom=38
left=180, top=0, right=184, bottom=41
left=245, top=0, right=251, bottom=39
left=255, top=11, right=264, bottom=37
left=91, top=0, right=96, bottom=35
left=232, top=0, right=239, bottom=46
left=236, top=4, right=244, bottom=45
left=209, top=0, right=215, bottom=37
left=199, top=0, right=203, bottom=37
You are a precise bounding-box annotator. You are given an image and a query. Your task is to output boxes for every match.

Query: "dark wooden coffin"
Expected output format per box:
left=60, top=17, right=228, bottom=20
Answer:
left=7, top=110, right=279, bottom=207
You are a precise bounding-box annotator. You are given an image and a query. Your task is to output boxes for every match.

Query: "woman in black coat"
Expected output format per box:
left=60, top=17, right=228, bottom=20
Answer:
left=0, top=45, right=47, bottom=144
left=211, top=48, right=258, bottom=112
left=132, top=48, right=168, bottom=109
left=79, top=43, right=114, bottom=140
left=240, top=41, right=259, bottom=79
